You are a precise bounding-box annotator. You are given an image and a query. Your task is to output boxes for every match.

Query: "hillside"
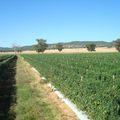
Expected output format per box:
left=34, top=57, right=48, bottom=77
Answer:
left=0, top=47, right=13, bottom=51
left=49, top=41, right=114, bottom=49
left=0, top=41, right=114, bottom=51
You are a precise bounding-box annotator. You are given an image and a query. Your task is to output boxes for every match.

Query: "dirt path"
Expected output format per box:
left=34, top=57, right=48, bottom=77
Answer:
left=17, top=56, right=79, bottom=120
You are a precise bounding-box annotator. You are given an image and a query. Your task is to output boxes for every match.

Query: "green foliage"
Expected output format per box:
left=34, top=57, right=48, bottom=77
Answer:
left=15, top=58, right=56, bottom=120
left=0, top=55, right=17, bottom=120
left=22, top=53, right=120, bottom=120
left=0, top=55, right=12, bottom=62
left=115, top=38, right=120, bottom=52
left=34, top=39, right=48, bottom=53
left=0, top=55, right=15, bottom=66
left=86, top=44, right=96, bottom=51
left=56, top=43, right=64, bottom=52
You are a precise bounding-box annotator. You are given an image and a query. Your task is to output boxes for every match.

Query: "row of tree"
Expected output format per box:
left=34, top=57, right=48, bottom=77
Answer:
left=86, top=39, right=120, bottom=52
left=34, top=39, right=64, bottom=53
left=34, top=38, right=120, bottom=53
left=0, top=38, right=120, bottom=53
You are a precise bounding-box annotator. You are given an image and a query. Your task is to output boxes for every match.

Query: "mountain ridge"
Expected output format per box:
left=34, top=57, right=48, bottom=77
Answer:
left=0, top=41, right=114, bottom=51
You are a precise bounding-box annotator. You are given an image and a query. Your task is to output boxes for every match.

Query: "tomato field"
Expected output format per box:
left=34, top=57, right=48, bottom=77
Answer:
left=22, top=53, right=120, bottom=120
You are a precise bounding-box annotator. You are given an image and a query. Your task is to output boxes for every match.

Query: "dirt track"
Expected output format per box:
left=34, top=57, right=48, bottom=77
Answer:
left=20, top=57, right=79, bottom=120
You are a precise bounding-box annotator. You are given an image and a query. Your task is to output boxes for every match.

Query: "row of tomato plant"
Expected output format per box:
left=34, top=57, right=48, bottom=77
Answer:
left=22, top=53, right=120, bottom=120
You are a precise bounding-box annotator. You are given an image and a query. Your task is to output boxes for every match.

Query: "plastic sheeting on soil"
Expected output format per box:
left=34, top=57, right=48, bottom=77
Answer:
left=31, top=66, right=91, bottom=120
left=47, top=83, right=90, bottom=120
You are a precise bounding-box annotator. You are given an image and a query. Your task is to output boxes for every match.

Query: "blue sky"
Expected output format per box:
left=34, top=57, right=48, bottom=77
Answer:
left=0, top=0, right=120, bottom=47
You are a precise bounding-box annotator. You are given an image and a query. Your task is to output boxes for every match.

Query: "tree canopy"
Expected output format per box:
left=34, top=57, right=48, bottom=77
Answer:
left=86, top=44, right=96, bottom=51
left=56, top=43, right=64, bottom=52
left=34, top=39, right=48, bottom=53
left=114, top=38, right=120, bottom=52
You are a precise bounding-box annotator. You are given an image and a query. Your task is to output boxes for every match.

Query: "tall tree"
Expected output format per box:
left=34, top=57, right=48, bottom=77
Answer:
left=56, top=43, right=64, bottom=52
left=114, top=38, right=120, bottom=52
left=34, top=39, right=48, bottom=53
left=86, top=44, right=96, bottom=51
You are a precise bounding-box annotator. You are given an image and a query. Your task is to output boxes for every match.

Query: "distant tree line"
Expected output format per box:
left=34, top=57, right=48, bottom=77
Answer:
left=0, top=50, right=22, bottom=53
left=1, top=38, right=120, bottom=53
left=34, top=38, right=97, bottom=52
left=34, top=39, right=64, bottom=53
left=33, top=38, right=120, bottom=53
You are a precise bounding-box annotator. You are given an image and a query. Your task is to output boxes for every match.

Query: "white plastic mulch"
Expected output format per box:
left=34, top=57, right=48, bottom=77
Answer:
left=47, top=83, right=90, bottom=120
left=31, top=66, right=91, bottom=120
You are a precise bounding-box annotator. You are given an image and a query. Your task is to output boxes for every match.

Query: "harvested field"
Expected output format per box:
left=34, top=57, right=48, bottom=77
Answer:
left=0, top=47, right=117, bottom=55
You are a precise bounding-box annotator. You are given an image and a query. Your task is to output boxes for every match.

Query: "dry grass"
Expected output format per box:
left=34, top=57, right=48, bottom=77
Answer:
left=16, top=56, right=79, bottom=120
left=0, top=47, right=117, bottom=55
left=19, top=47, right=118, bottom=54
left=15, top=57, right=56, bottom=120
